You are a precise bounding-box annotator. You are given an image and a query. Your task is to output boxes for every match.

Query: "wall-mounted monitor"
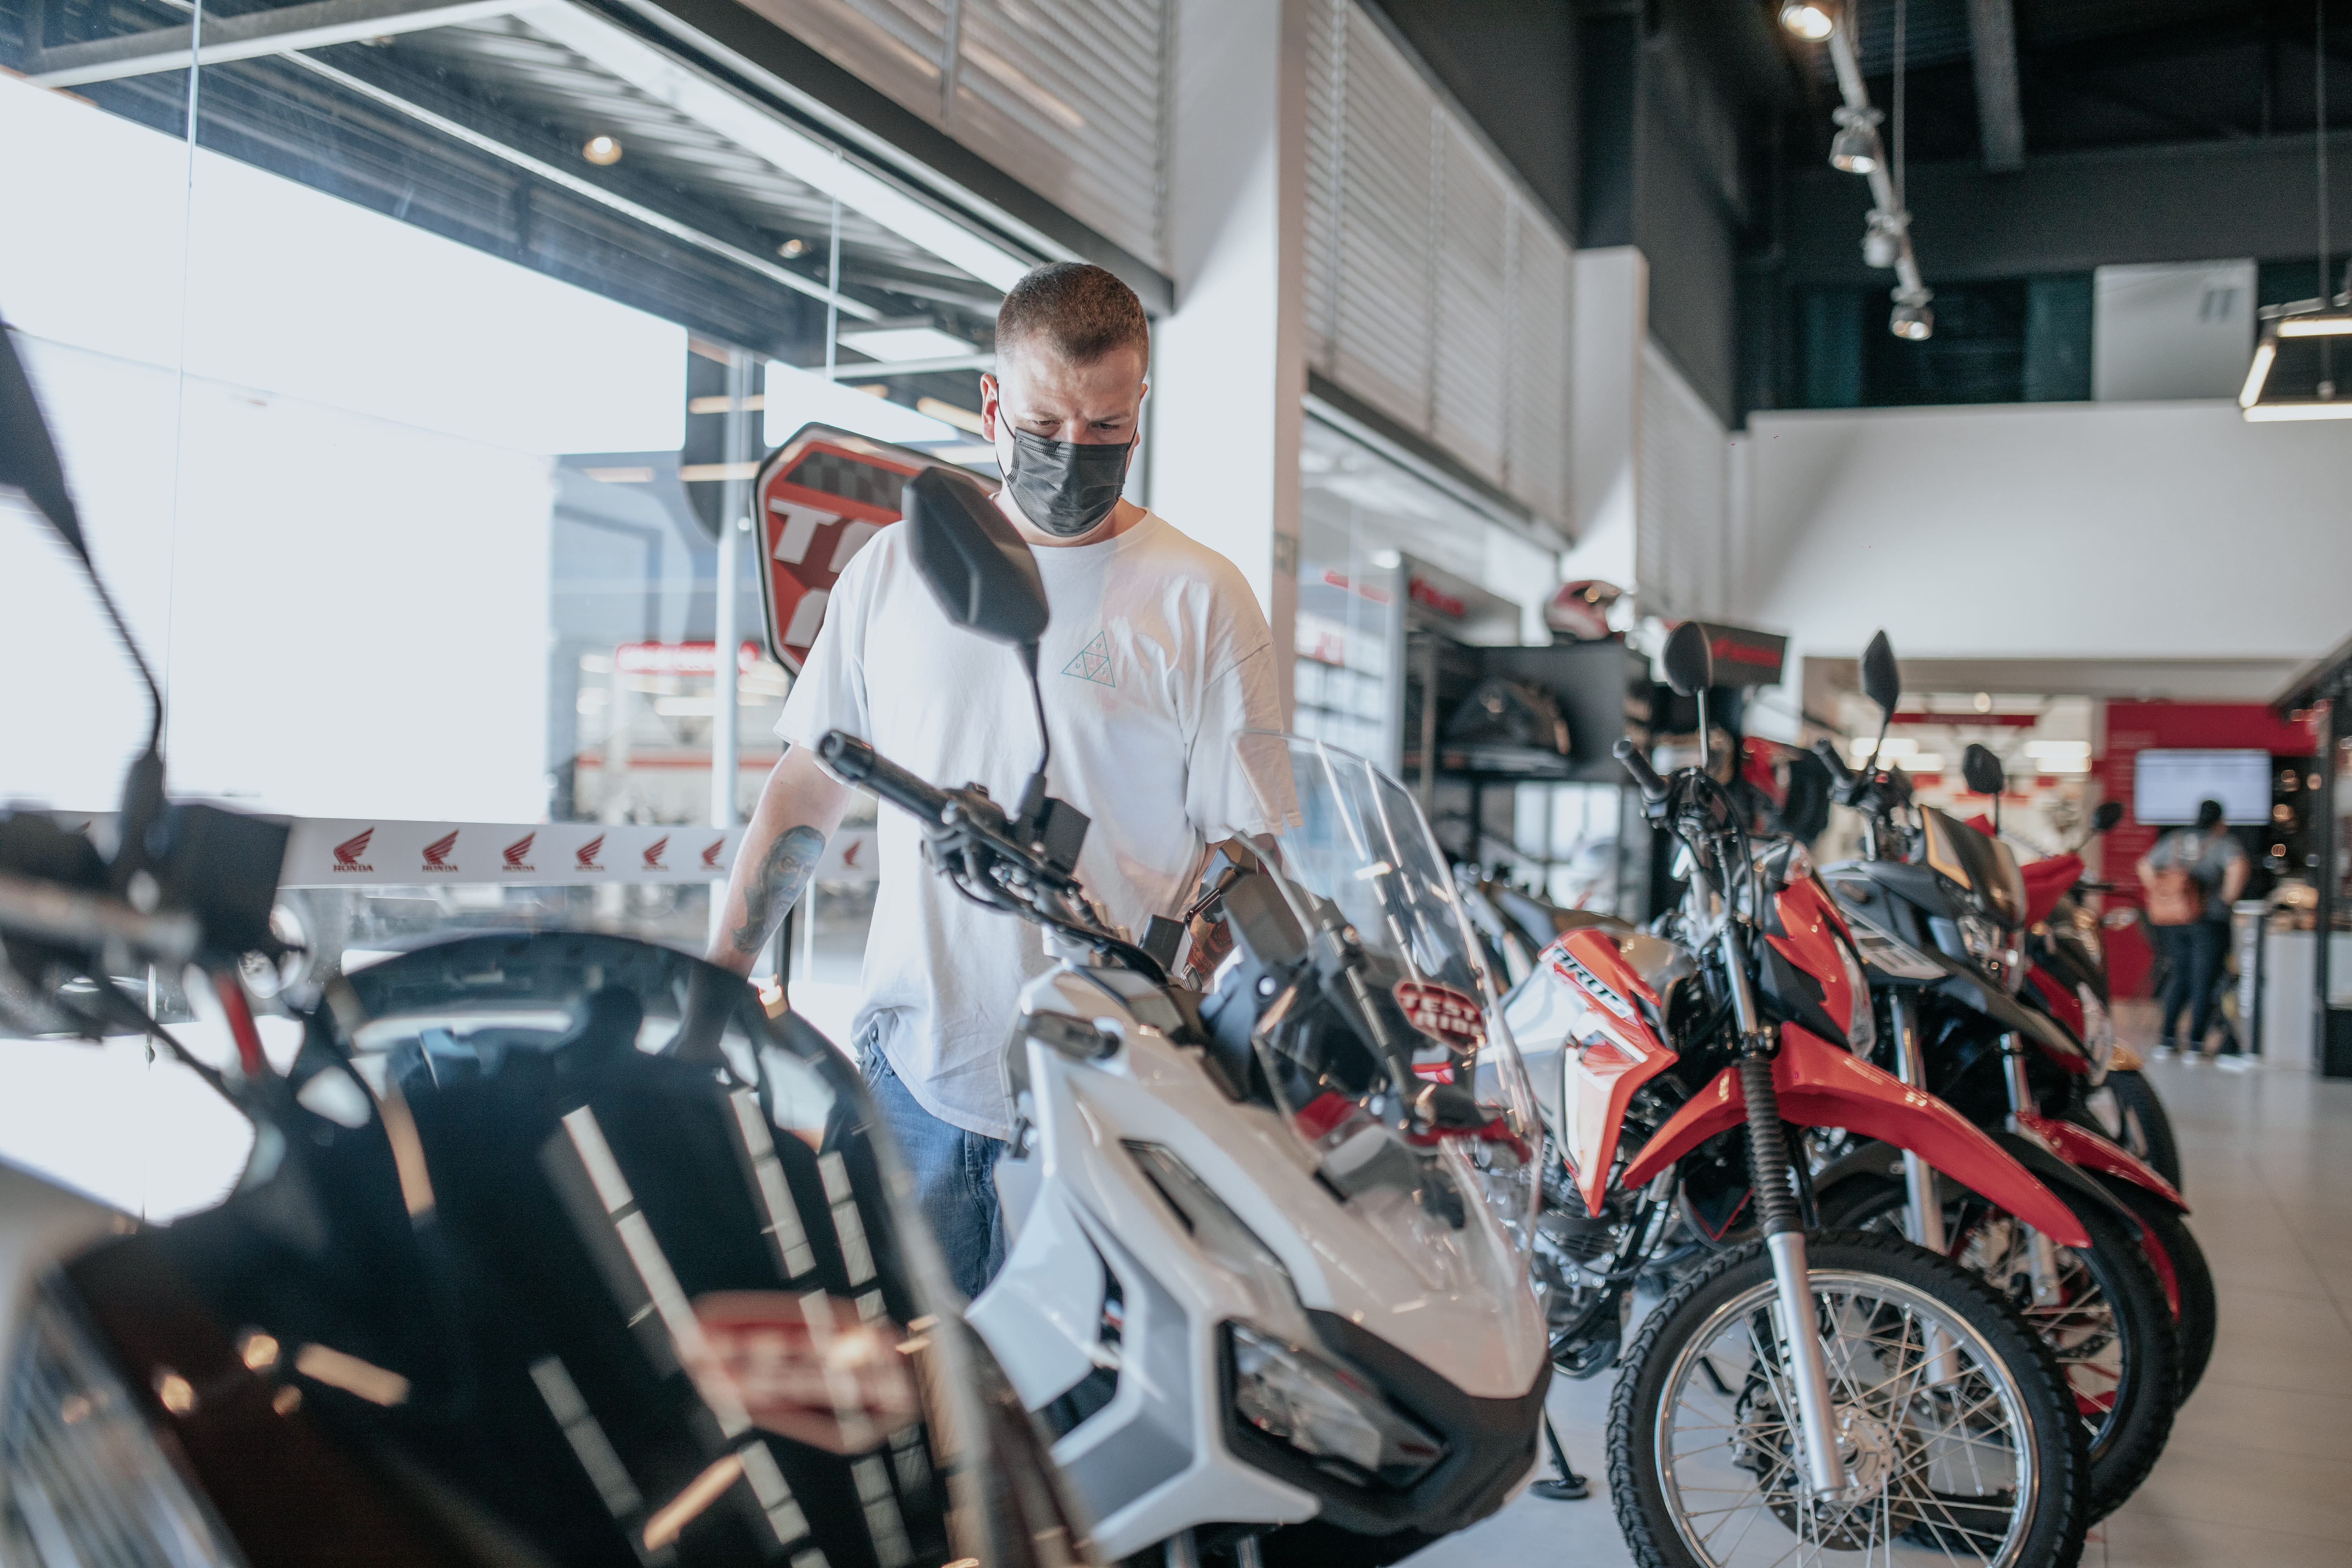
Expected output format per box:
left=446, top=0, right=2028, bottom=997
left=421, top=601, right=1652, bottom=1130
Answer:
left=2132, top=749, right=2272, bottom=825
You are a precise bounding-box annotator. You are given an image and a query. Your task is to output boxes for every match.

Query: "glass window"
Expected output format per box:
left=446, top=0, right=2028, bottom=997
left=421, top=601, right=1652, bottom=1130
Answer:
left=1, top=1, right=1015, bottom=1214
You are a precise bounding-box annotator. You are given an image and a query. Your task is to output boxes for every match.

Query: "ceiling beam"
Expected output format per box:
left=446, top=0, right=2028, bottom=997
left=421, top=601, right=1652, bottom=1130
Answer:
left=1965, top=0, right=2025, bottom=172
left=27, top=0, right=537, bottom=89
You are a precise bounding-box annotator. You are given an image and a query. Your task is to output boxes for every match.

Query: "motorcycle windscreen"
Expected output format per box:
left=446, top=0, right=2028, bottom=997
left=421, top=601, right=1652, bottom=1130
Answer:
left=1237, top=733, right=1543, bottom=1250
left=49, top=933, right=1088, bottom=1568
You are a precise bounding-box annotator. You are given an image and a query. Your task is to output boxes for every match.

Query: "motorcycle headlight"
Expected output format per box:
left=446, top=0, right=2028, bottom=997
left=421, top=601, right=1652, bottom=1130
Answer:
left=2078, top=985, right=2115, bottom=1071
left=1227, top=1323, right=1444, bottom=1489
left=1954, top=911, right=2022, bottom=992
left=1835, top=937, right=1876, bottom=1054
left=1, top=1278, right=241, bottom=1567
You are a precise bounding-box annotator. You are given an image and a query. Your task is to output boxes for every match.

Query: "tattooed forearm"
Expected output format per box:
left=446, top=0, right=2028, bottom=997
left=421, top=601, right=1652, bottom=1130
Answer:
left=730, top=824, right=826, bottom=955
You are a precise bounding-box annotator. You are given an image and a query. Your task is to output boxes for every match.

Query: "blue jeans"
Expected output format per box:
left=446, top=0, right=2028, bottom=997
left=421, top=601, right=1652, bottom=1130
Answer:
left=859, top=1025, right=1007, bottom=1302
left=2156, top=920, right=2231, bottom=1049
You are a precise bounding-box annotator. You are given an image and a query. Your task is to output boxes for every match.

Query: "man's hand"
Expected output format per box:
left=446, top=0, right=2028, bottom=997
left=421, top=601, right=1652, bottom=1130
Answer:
left=708, top=747, right=852, bottom=976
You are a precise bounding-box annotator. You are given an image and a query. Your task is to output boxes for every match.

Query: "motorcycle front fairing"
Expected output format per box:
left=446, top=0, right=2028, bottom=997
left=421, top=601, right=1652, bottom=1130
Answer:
left=3, top=934, right=1083, bottom=1568
left=969, top=738, right=1549, bottom=1559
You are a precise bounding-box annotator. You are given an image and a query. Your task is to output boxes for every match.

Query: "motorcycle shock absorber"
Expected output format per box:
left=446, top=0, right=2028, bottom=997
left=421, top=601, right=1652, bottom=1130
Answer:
left=1722, top=923, right=1850, bottom=1498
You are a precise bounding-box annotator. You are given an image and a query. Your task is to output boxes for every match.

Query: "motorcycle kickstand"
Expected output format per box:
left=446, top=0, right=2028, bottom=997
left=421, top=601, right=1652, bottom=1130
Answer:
left=1531, top=1410, right=1590, bottom=1501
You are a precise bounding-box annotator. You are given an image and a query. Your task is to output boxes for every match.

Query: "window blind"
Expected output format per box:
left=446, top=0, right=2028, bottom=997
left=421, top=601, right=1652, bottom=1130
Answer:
left=1302, top=0, right=1573, bottom=531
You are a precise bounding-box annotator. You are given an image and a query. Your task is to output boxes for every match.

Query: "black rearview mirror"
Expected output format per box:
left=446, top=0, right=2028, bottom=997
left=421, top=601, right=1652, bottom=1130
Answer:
left=1961, top=743, right=2005, bottom=797
left=1860, top=631, right=1900, bottom=717
left=0, top=318, right=88, bottom=561
left=903, top=467, right=1048, bottom=648
left=1662, top=620, right=1714, bottom=698
left=2092, top=800, right=2124, bottom=834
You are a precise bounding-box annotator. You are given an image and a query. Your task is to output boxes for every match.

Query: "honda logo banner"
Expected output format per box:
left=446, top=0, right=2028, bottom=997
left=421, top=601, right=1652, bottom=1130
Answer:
left=283, top=820, right=746, bottom=888
left=47, top=816, right=881, bottom=888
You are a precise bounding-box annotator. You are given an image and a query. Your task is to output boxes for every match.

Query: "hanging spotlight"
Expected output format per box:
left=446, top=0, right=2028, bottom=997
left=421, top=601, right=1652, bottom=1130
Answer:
left=582, top=134, right=623, bottom=166
left=1830, top=106, right=1883, bottom=174
left=1862, top=209, right=1907, bottom=269
left=1890, top=288, right=1935, bottom=341
left=1780, top=2, right=1837, bottom=40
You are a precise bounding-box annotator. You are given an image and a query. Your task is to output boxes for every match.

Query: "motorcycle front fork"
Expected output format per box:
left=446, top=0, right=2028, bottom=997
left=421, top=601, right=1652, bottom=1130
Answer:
left=2001, top=1032, right=2064, bottom=1304
left=1889, top=992, right=1960, bottom=1381
left=1724, top=926, right=1850, bottom=1498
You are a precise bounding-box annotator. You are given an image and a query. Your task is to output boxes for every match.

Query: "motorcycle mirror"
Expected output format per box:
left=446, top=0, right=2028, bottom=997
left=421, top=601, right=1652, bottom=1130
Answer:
left=2092, top=800, right=2124, bottom=834
left=0, top=317, right=87, bottom=562
left=901, top=465, right=1055, bottom=826
left=1961, top=743, right=2006, bottom=797
left=1860, top=631, right=1900, bottom=717
left=904, top=467, right=1049, bottom=648
left=1661, top=620, right=1714, bottom=697
left=3, top=314, right=168, bottom=848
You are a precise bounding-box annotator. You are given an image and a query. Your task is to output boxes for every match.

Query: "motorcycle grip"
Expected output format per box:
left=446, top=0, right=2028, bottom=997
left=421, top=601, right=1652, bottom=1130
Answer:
left=1811, top=737, right=1856, bottom=784
left=1613, top=738, right=1668, bottom=802
left=817, top=731, right=952, bottom=824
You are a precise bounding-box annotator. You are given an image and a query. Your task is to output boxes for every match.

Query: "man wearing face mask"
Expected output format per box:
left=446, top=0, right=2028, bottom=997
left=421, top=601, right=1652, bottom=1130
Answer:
left=706, top=262, right=1287, bottom=1300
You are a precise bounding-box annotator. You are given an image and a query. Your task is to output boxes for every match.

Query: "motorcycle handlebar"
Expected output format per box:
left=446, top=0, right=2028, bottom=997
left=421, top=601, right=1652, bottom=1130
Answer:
left=817, top=732, right=952, bottom=826
left=1614, top=738, right=1669, bottom=802
left=1811, top=738, right=1856, bottom=785
left=0, top=870, right=200, bottom=965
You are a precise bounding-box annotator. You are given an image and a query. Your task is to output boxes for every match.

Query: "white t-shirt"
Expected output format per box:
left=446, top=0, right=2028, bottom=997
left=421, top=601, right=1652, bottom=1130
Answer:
left=776, top=511, right=1287, bottom=1139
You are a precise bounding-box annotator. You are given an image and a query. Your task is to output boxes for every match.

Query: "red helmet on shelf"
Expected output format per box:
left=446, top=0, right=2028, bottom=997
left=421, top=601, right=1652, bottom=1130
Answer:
left=1545, top=579, right=1623, bottom=641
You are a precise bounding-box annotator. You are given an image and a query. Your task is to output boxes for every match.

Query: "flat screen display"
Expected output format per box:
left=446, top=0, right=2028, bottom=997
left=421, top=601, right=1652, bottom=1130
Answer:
left=2132, top=749, right=2272, bottom=825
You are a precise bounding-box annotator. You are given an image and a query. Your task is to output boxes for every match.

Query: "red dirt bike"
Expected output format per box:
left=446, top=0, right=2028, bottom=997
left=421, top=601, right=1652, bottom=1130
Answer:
left=1502, top=623, right=2087, bottom=1568
left=1807, top=642, right=2197, bottom=1522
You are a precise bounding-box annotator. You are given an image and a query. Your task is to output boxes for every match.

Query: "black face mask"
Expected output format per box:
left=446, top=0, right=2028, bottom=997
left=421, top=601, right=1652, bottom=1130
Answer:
left=999, top=427, right=1134, bottom=538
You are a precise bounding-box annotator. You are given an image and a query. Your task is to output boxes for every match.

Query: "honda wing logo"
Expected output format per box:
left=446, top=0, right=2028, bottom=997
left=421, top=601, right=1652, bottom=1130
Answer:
left=700, top=839, right=727, bottom=870
left=501, top=832, right=536, bottom=873
left=840, top=838, right=864, bottom=870
left=421, top=830, right=460, bottom=872
left=332, top=827, right=375, bottom=873
left=642, top=836, right=669, bottom=871
left=575, top=834, right=605, bottom=872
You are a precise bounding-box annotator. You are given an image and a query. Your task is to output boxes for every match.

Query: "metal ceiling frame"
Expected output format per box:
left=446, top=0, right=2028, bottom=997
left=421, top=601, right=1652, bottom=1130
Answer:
left=22, top=0, right=1037, bottom=304
left=1965, top=0, right=2025, bottom=172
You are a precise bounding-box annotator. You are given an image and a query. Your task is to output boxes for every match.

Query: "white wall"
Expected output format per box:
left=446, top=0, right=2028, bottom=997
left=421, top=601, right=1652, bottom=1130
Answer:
left=1736, top=398, right=2352, bottom=668
left=1149, top=0, right=1311, bottom=709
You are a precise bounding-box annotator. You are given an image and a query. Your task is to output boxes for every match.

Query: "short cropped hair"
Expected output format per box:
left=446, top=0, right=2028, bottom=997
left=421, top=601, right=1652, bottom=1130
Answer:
left=995, top=262, right=1149, bottom=368
left=2195, top=798, right=2225, bottom=830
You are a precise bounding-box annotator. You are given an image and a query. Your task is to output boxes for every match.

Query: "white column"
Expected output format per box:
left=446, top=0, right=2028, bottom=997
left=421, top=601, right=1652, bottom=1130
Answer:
left=1561, top=245, right=1647, bottom=593
left=708, top=349, right=752, bottom=951
left=1147, top=0, right=1311, bottom=719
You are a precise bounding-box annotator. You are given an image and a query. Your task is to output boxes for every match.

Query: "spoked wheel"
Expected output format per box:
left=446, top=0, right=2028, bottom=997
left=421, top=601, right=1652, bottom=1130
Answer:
left=1609, top=1230, right=2086, bottom=1568
left=1824, top=1180, right=2177, bottom=1520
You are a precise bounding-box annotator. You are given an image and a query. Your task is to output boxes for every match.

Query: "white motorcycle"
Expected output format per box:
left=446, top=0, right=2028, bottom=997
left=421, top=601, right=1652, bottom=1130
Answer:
left=818, top=473, right=1551, bottom=1566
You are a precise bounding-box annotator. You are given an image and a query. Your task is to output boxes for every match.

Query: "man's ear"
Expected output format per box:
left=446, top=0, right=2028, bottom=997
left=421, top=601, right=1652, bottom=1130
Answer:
left=978, top=372, right=1000, bottom=440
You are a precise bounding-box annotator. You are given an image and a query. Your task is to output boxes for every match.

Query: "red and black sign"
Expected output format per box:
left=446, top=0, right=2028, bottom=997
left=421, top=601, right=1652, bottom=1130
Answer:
left=756, top=424, right=971, bottom=672
left=1394, top=979, right=1485, bottom=1050
left=1685, top=621, right=1788, bottom=689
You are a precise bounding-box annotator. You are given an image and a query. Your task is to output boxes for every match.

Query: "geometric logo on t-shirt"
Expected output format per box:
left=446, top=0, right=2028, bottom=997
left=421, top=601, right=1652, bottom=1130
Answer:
left=1062, top=630, right=1115, bottom=688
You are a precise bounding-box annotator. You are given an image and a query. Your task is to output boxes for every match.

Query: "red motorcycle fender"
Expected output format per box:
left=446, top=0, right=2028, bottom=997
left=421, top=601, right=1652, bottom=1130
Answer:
left=2016, top=1109, right=2188, bottom=1213
left=1618, top=1024, right=2092, bottom=1249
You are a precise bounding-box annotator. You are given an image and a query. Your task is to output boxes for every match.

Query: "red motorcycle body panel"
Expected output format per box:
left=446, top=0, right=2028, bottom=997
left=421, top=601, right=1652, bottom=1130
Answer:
left=1617, top=1023, right=2093, bottom=1248
left=1765, top=873, right=1862, bottom=1041
left=2015, top=1109, right=2189, bottom=1212
left=1542, top=930, right=1678, bottom=1218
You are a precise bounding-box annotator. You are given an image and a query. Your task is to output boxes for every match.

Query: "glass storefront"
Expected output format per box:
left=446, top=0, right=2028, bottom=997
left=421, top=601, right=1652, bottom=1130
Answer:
left=0, top=0, right=1017, bottom=1215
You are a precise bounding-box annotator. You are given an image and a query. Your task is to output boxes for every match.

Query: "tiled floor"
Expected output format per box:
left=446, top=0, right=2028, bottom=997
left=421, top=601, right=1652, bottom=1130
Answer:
left=1407, top=1009, right=2352, bottom=1566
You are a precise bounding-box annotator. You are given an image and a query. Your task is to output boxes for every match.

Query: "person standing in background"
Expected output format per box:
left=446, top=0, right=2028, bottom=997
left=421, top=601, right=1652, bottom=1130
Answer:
left=2138, top=797, right=2250, bottom=1067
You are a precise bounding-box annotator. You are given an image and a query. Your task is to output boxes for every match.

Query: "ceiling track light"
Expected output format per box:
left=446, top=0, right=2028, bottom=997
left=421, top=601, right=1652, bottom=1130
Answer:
left=2246, top=1, right=2350, bottom=418
left=1780, top=2, right=1837, bottom=41
left=1890, top=289, right=1935, bottom=341
left=1863, top=208, right=1909, bottom=269
left=1829, top=106, right=1883, bottom=174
